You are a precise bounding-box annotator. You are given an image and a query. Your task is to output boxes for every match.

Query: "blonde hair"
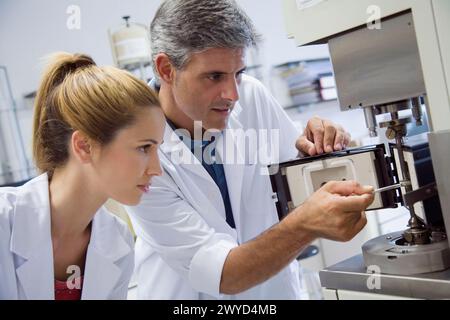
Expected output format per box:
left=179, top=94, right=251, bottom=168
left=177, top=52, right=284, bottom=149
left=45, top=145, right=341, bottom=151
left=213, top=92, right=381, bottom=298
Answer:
left=32, top=52, right=160, bottom=176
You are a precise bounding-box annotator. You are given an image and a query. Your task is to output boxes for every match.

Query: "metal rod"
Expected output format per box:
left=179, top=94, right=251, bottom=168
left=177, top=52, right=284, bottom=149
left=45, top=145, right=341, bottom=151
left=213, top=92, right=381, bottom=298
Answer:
left=411, top=96, right=423, bottom=126
left=372, top=181, right=411, bottom=194
left=363, top=106, right=377, bottom=137
left=390, top=111, right=422, bottom=230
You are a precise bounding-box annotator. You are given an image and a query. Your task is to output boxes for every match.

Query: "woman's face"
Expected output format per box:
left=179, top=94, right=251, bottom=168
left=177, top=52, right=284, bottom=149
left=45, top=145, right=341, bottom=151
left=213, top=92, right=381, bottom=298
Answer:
left=90, top=107, right=166, bottom=206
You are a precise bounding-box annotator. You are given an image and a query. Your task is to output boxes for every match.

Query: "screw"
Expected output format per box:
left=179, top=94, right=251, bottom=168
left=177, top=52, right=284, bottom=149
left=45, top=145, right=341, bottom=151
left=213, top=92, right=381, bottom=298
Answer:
left=385, top=128, right=396, bottom=140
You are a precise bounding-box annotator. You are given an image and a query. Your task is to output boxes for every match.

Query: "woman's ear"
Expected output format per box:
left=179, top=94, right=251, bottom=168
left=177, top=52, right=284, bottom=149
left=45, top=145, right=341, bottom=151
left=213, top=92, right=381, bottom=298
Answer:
left=71, top=131, right=92, bottom=164
left=154, top=53, right=176, bottom=84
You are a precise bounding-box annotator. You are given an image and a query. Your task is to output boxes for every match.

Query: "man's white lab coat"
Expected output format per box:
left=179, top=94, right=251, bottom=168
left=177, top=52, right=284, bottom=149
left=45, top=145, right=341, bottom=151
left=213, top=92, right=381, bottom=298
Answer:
left=127, top=75, right=302, bottom=299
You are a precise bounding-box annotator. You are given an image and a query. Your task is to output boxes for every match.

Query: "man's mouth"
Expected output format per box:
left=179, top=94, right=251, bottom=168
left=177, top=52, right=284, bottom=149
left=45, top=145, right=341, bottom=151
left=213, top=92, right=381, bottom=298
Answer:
left=211, top=107, right=232, bottom=115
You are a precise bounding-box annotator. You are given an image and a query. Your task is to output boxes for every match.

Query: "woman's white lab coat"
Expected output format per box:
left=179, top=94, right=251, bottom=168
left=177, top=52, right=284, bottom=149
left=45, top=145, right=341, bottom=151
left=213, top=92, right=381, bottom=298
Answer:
left=127, top=75, right=303, bottom=299
left=0, top=173, right=134, bottom=300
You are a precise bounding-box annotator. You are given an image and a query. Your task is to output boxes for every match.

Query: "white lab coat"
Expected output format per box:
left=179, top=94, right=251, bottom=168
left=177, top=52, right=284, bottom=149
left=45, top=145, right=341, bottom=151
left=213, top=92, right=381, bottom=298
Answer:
left=0, top=173, right=134, bottom=300
left=127, top=75, right=302, bottom=299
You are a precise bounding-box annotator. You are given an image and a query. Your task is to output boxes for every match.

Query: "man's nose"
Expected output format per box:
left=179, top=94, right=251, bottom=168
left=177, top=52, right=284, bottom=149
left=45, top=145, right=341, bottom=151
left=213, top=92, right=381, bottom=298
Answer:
left=221, top=77, right=239, bottom=102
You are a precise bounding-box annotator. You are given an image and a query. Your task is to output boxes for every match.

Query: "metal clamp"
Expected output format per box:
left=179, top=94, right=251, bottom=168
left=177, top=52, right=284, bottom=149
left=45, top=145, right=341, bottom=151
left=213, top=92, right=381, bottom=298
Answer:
left=403, top=182, right=438, bottom=208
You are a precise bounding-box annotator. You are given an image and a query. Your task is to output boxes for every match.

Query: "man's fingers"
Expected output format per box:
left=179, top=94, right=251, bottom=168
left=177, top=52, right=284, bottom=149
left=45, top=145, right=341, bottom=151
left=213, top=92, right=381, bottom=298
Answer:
left=333, top=128, right=345, bottom=151
left=296, top=135, right=317, bottom=156
left=337, top=193, right=374, bottom=212
left=343, top=132, right=351, bottom=149
left=325, top=180, right=374, bottom=196
left=308, top=117, right=325, bottom=154
left=323, top=121, right=337, bottom=153
left=299, top=117, right=352, bottom=155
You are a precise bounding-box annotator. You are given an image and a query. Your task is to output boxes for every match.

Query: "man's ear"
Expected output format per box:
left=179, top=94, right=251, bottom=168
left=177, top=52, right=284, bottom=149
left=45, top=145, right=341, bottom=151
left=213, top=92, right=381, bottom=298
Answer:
left=71, top=131, right=93, bottom=164
left=154, top=53, right=176, bottom=84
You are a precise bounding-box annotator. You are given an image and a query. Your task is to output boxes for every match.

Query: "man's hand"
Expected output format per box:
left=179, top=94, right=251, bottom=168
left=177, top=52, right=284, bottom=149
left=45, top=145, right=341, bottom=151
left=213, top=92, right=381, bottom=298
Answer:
left=296, top=116, right=351, bottom=156
left=291, top=180, right=374, bottom=242
left=219, top=180, right=374, bottom=295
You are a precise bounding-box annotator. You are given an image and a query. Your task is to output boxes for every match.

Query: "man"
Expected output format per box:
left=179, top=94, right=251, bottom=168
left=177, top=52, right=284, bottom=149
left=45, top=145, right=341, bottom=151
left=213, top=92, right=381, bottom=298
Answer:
left=127, top=0, right=374, bottom=299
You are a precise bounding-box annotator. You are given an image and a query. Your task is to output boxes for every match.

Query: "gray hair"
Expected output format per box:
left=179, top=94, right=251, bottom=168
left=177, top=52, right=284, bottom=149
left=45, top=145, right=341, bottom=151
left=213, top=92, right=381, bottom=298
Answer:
left=150, top=0, right=261, bottom=80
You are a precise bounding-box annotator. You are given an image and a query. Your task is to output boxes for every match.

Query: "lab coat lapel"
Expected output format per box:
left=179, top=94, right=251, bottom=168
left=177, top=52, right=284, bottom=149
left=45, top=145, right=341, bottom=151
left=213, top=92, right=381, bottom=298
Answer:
left=218, top=110, right=246, bottom=234
left=159, top=123, right=225, bottom=216
left=160, top=124, right=218, bottom=186
left=11, top=173, right=55, bottom=299
left=81, top=207, right=131, bottom=300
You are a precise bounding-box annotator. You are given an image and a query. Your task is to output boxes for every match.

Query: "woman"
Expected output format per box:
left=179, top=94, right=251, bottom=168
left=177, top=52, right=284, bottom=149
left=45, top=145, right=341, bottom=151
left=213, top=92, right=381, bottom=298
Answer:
left=0, top=52, right=165, bottom=299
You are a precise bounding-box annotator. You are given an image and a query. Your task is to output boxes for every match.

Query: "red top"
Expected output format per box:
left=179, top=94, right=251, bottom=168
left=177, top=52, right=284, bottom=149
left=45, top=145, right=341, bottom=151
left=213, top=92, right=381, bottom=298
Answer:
left=54, top=276, right=84, bottom=300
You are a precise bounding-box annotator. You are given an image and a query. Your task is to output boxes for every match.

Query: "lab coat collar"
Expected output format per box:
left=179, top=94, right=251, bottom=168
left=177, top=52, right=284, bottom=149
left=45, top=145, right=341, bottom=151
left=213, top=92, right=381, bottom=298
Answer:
left=159, top=105, right=245, bottom=176
left=81, top=206, right=131, bottom=299
left=160, top=120, right=218, bottom=187
left=10, top=173, right=132, bottom=299
left=10, top=173, right=51, bottom=260
left=11, top=173, right=55, bottom=299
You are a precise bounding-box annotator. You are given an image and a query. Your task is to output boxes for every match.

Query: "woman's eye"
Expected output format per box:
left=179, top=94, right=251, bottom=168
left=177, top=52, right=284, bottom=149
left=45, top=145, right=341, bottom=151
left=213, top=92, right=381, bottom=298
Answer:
left=138, top=145, right=151, bottom=153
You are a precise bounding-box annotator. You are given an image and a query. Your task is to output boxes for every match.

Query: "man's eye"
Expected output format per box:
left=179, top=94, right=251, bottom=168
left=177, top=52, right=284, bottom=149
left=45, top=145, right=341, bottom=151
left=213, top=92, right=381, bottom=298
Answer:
left=208, top=74, right=223, bottom=81
left=236, top=70, right=245, bottom=83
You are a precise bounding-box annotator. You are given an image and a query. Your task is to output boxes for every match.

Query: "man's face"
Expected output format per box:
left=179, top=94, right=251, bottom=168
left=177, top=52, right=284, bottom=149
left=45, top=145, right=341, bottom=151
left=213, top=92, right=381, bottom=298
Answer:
left=168, top=47, right=246, bottom=133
